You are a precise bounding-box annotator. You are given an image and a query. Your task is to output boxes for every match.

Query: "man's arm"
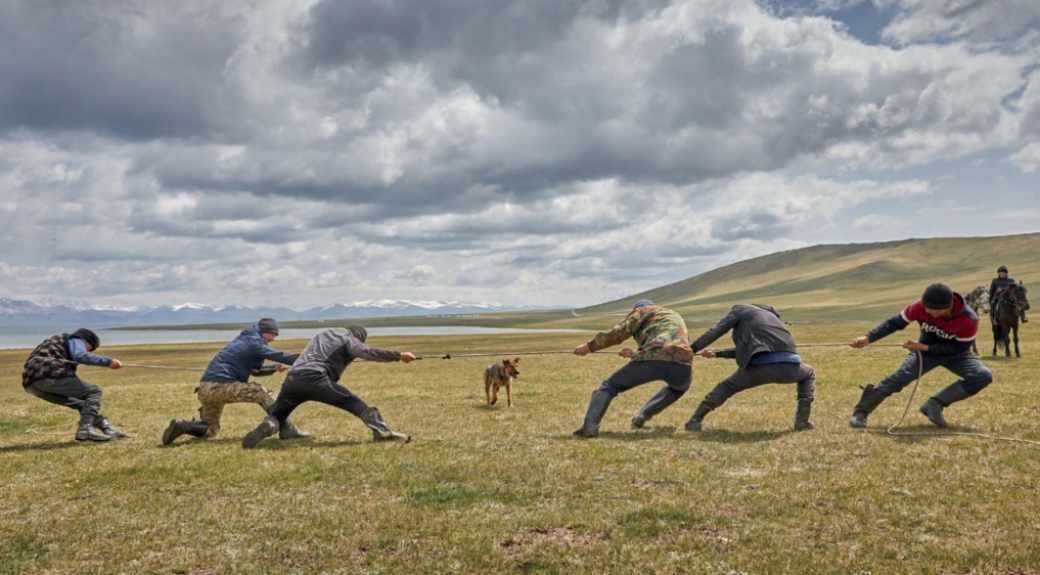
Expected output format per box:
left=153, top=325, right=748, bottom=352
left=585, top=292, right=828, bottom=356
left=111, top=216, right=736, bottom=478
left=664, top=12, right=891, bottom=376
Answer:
left=586, top=310, right=642, bottom=353
left=690, top=307, right=741, bottom=353
left=67, top=338, right=113, bottom=367
left=253, top=340, right=299, bottom=365
left=346, top=338, right=403, bottom=362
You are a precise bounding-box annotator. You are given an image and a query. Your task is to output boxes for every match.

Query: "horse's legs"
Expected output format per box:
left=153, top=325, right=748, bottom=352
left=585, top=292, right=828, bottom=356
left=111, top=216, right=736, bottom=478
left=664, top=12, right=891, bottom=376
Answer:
left=1013, top=325, right=1020, bottom=357
left=992, top=324, right=1001, bottom=356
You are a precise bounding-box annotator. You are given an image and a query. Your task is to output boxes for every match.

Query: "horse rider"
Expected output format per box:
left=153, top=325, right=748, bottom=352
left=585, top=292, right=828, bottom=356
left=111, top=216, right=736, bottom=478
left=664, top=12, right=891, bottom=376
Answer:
left=990, top=265, right=1027, bottom=323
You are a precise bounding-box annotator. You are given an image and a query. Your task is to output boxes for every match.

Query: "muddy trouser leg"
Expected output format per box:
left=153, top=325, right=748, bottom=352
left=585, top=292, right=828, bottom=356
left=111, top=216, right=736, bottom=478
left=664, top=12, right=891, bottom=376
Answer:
left=195, top=386, right=226, bottom=439
left=26, top=377, right=103, bottom=427
left=631, top=363, right=693, bottom=428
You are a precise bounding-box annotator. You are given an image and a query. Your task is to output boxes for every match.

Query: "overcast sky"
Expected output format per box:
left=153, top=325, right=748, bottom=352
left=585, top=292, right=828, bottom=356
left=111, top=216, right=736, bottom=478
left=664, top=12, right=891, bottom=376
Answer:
left=1, top=0, right=1038, bottom=309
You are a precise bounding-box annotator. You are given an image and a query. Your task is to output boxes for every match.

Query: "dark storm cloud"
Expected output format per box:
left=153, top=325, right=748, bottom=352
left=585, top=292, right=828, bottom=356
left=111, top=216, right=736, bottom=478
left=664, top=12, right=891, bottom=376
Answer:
left=0, top=1, right=243, bottom=140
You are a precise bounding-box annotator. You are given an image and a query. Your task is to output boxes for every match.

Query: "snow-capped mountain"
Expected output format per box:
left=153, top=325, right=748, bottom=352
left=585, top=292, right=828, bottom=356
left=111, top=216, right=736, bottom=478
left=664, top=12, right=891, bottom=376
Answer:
left=0, top=297, right=548, bottom=327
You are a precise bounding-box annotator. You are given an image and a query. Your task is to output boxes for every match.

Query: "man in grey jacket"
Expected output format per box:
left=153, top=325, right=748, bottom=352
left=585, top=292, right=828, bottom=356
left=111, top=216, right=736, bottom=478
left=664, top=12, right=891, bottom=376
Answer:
left=242, top=325, right=416, bottom=448
left=684, top=304, right=815, bottom=432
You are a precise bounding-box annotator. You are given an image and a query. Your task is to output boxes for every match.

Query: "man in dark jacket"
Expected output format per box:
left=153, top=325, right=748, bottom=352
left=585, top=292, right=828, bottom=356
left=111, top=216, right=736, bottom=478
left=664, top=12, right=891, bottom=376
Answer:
left=162, top=318, right=306, bottom=444
left=22, top=328, right=127, bottom=442
left=849, top=283, right=992, bottom=428
left=684, top=304, right=816, bottom=432
left=990, top=265, right=1027, bottom=323
left=242, top=325, right=416, bottom=448
left=572, top=300, right=693, bottom=437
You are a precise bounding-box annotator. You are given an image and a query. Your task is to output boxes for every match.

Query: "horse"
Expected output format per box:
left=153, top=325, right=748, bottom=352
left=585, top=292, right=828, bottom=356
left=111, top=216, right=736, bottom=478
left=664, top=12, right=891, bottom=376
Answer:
left=992, top=281, right=1030, bottom=357
left=963, top=285, right=990, bottom=355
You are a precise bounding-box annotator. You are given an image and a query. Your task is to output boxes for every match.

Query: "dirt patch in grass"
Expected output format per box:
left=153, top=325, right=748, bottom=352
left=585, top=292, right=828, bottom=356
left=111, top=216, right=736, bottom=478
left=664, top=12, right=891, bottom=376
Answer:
left=499, top=526, right=611, bottom=557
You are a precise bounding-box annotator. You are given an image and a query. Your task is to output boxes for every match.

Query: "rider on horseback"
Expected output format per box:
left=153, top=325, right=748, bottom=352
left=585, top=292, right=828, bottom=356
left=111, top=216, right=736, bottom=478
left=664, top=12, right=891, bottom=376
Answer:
left=990, top=265, right=1027, bottom=323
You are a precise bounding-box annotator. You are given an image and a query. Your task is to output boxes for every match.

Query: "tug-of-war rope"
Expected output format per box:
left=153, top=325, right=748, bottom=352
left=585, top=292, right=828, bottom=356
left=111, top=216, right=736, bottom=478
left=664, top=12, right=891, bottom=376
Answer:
left=23, top=344, right=1040, bottom=445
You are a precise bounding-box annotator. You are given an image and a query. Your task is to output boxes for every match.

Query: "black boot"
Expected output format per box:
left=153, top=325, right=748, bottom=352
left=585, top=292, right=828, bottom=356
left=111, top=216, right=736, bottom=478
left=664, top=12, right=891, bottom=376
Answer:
left=278, top=418, right=312, bottom=439
left=94, top=416, right=129, bottom=439
left=849, top=385, right=887, bottom=428
left=162, top=419, right=209, bottom=445
left=1021, top=310, right=1028, bottom=323
left=75, top=422, right=110, bottom=442
left=573, top=391, right=613, bottom=438
left=242, top=415, right=279, bottom=449
left=919, top=383, right=972, bottom=428
left=631, top=386, right=681, bottom=429
left=793, top=399, right=813, bottom=431
left=361, top=407, right=411, bottom=443
left=684, top=402, right=714, bottom=431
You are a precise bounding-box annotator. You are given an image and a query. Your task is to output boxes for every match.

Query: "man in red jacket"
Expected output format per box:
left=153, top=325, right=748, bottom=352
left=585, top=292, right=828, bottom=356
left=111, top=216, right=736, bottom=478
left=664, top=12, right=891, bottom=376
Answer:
left=849, top=283, right=992, bottom=428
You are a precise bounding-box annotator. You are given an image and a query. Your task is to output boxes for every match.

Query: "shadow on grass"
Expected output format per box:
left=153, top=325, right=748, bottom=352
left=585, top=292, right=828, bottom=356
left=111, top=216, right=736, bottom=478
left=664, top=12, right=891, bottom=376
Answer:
left=689, top=428, right=795, bottom=444
left=877, top=424, right=981, bottom=444
left=0, top=440, right=89, bottom=454
left=599, top=427, right=678, bottom=441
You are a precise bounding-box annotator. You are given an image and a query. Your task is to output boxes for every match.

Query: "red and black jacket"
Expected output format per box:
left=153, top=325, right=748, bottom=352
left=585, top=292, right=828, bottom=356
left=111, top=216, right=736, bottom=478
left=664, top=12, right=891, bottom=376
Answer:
left=867, top=293, right=979, bottom=355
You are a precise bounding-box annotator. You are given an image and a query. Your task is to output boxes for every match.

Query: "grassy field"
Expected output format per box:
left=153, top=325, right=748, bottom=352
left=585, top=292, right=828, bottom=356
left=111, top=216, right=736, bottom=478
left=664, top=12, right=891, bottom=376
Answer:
left=2, top=325, right=1040, bottom=574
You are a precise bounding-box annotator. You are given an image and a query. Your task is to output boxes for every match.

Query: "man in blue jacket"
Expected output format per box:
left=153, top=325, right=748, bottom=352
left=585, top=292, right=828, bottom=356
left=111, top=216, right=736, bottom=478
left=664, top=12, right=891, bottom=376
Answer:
left=162, top=318, right=307, bottom=444
left=22, top=328, right=127, bottom=442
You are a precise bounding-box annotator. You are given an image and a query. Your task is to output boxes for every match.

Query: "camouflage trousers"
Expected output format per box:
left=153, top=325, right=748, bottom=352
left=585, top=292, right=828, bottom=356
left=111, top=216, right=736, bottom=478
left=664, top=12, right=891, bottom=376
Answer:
left=195, top=381, right=277, bottom=438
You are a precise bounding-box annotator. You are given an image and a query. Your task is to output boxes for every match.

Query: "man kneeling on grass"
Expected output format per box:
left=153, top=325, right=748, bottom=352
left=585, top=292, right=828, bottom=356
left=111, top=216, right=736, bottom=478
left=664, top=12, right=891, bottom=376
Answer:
left=242, top=325, right=416, bottom=448
left=849, top=283, right=992, bottom=429
left=162, top=318, right=306, bottom=444
left=684, top=304, right=816, bottom=432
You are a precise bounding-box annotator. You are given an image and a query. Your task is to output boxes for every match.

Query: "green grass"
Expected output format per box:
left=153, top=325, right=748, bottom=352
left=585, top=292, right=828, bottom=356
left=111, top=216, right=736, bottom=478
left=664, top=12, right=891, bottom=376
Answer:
left=2, top=327, right=1040, bottom=574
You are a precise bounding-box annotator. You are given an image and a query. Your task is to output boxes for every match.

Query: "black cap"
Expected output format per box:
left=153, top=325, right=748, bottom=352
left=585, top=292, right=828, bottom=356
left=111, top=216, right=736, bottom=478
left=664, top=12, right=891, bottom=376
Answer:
left=258, top=318, right=279, bottom=335
left=71, top=328, right=100, bottom=350
left=347, top=324, right=367, bottom=342
left=921, top=283, right=954, bottom=310
left=998, top=265, right=1008, bottom=273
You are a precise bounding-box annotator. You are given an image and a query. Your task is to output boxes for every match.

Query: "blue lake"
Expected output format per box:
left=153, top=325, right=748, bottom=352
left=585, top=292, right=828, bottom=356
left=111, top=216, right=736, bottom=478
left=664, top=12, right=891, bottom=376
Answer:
left=0, top=326, right=583, bottom=351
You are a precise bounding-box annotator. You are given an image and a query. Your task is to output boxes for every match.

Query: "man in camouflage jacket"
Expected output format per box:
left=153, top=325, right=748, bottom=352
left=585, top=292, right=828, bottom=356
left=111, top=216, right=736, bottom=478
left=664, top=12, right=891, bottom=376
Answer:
left=572, top=300, right=693, bottom=437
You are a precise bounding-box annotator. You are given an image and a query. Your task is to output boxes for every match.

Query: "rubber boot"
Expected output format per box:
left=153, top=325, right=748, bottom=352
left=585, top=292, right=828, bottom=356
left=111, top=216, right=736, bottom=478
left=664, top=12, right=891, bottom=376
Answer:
left=684, top=402, right=714, bottom=431
left=94, top=415, right=129, bottom=439
left=278, top=418, right=312, bottom=439
left=794, top=399, right=814, bottom=431
left=631, top=386, right=681, bottom=429
left=75, top=422, right=111, bottom=442
left=242, top=415, right=279, bottom=449
left=162, top=419, right=209, bottom=445
left=919, top=383, right=972, bottom=428
left=361, top=407, right=411, bottom=443
left=849, top=385, right=887, bottom=428
left=573, top=391, right=613, bottom=438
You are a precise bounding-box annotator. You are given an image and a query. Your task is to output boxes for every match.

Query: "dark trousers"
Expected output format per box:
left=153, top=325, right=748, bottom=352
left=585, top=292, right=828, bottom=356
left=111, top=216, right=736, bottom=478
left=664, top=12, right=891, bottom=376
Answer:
left=596, top=361, right=692, bottom=398
left=875, top=351, right=992, bottom=396
left=268, top=370, right=369, bottom=424
left=24, top=377, right=103, bottom=426
left=702, top=362, right=815, bottom=409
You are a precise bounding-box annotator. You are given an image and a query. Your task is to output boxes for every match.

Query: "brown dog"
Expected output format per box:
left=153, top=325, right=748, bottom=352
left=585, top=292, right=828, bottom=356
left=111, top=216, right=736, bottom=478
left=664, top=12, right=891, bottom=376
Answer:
left=484, top=358, right=521, bottom=408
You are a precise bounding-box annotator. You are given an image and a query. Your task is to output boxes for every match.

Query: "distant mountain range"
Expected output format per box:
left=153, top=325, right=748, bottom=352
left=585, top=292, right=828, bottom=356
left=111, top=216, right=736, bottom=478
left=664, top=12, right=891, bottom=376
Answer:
left=0, top=298, right=549, bottom=327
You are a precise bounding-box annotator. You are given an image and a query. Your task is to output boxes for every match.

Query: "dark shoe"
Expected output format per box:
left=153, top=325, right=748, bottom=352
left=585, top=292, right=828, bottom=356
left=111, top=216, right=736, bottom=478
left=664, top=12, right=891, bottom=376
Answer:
left=162, top=419, right=209, bottom=445
left=1021, top=314, right=1029, bottom=323
left=242, top=416, right=279, bottom=449
left=75, top=423, right=111, bottom=442
left=631, top=386, right=682, bottom=429
left=573, top=391, right=613, bottom=438
left=684, top=402, right=713, bottom=432
left=278, top=418, right=312, bottom=440
left=361, top=407, right=411, bottom=443
left=94, top=416, right=129, bottom=439
left=794, top=399, right=814, bottom=431
left=919, top=383, right=972, bottom=428
left=849, top=384, right=887, bottom=428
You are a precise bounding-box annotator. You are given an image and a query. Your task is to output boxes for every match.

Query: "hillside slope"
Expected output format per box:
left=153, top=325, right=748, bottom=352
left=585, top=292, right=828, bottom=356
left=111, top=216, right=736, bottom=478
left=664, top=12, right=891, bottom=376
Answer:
left=576, top=233, right=1040, bottom=325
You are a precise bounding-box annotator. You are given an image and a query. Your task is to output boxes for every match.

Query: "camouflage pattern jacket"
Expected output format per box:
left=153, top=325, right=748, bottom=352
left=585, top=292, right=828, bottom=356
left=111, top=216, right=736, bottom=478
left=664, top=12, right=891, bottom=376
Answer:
left=587, top=306, right=693, bottom=365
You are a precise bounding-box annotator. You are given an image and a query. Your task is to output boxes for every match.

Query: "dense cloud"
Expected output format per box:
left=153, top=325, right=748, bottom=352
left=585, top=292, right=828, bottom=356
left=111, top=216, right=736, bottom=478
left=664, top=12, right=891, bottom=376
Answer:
left=0, top=0, right=1037, bottom=308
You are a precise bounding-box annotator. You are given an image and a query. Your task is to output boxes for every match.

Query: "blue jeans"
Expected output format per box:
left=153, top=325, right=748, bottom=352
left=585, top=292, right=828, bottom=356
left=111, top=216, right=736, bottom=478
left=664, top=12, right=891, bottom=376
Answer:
left=702, top=362, right=815, bottom=409
left=875, top=351, right=992, bottom=396
left=596, top=361, right=692, bottom=398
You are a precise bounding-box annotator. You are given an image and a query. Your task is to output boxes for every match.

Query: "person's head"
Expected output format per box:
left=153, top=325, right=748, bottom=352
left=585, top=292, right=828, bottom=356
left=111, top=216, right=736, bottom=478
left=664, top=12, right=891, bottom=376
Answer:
left=71, top=328, right=100, bottom=352
left=258, top=318, right=279, bottom=342
left=921, top=283, right=954, bottom=318
left=347, top=324, right=368, bottom=343
left=632, top=299, right=654, bottom=310
left=998, top=265, right=1008, bottom=279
